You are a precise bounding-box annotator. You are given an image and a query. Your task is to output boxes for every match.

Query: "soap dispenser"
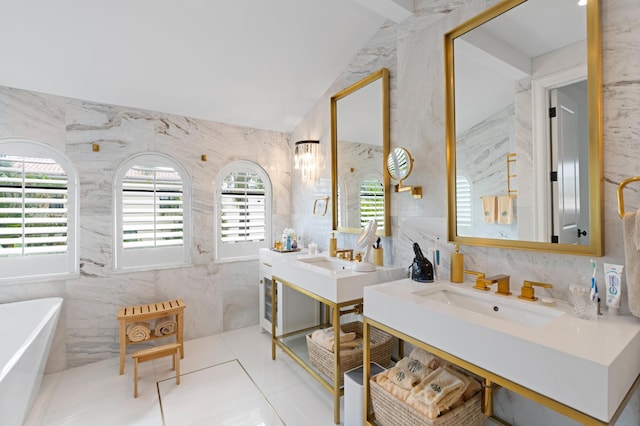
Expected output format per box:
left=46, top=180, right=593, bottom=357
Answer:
left=450, top=244, right=464, bottom=283
left=329, top=232, right=337, bottom=257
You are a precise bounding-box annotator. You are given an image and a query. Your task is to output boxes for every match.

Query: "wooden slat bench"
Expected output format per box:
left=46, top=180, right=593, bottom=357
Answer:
left=132, top=343, right=181, bottom=398
left=117, top=298, right=185, bottom=374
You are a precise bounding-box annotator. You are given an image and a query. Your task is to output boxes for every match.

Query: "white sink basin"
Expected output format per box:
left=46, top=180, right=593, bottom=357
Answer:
left=413, top=286, right=563, bottom=328
left=272, top=254, right=404, bottom=304
left=296, top=257, right=351, bottom=271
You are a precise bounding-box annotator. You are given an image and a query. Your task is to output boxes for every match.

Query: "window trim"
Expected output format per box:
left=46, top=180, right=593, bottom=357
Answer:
left=214, top=160, right=272, bottom=262
left=113, top=152, right=192, bottom=272
left=0, top=138, right=79, bottom=284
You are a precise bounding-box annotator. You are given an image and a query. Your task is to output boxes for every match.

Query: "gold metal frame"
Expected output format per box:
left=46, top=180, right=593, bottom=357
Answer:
left=617, top=176, right=640, bottom=218
left=271, top=275, right=364, bottom=424
left=445, top=0, right=603, bottom=256
left=313, top=196, right=329, bottom=216
left=363, top=317, right=640, bottom=425
left=331, top=68, right=391, bottom=236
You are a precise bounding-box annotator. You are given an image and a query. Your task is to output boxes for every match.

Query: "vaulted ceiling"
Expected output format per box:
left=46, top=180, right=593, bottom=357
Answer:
left=0, top=0, right=412, bottom=133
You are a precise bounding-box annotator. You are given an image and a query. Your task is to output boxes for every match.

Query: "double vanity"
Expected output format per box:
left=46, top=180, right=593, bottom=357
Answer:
left=267, top=250, right=640, bottom=425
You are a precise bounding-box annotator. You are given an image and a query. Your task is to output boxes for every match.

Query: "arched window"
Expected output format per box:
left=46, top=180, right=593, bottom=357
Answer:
left=215, top=160, right=271, bottom=261
left=0, top=138, right=78, bottom=282
left=113, top=152, right=191, bottom=271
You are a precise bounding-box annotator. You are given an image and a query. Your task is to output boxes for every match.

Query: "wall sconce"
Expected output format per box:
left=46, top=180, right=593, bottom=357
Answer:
left=294, top=140, right=321, bottom=182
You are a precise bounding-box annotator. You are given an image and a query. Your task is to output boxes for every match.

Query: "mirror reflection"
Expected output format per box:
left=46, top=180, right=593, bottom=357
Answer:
left=387, top=147, right=412, bottom=182
left=331, top=68, right=390, bottom=236
left=445, top=0, right=603, bottom=255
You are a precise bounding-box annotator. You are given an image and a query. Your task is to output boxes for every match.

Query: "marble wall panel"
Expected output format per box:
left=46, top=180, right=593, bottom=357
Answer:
left=0, top=86, right=290, bottom=370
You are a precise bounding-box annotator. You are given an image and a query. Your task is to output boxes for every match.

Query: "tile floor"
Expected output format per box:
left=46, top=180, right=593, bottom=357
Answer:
left=25, top=326, right=344, bottom=426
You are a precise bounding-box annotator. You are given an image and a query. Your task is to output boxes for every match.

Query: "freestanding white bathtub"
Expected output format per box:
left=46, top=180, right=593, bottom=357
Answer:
left=0, top=297, right=63, bottom=426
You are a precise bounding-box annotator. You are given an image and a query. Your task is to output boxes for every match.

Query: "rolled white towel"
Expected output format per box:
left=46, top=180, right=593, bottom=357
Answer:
left=126, top=322, right=151, bottom=342
left=154, top=318, right=177, bottom=336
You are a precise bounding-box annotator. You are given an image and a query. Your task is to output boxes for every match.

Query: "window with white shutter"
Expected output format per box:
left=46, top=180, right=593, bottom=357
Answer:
left=114, top=153, right=191, bottom=271
left=215, top=160, right=271, bottom=261
left=456, top=175, right=472, bottom=231
left=0, top=138, right=78, bottom=283
left=360, top=177, right=384, bottom=229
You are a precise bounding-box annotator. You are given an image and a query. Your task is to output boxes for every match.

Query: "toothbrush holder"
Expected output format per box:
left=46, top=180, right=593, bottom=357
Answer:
left=372, top=247, right=384, bottom=266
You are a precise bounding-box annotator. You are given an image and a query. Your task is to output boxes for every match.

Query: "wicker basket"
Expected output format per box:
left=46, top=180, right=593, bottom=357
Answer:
left=306, top=321, right=392, bottom=388
left=370, top=372, right=486, bottom=426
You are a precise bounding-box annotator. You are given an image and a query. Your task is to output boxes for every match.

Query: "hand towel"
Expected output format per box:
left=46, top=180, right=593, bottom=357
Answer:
left=311, top=328, right=357, bottom=352
left=623, top=211, right=640, bottom=317
left=635, top=209, right=640, bottom=250
left=407, top=367, right=466, bottom=419
left=481, top=196, right=497, bottom=224
left=373, top=371, right=412, bottom=402
left=498, top=195, right=514, bottom=224
left=443, top=365, right=482, bottom=401
left=396, top=356, right=432, bottom=381
left=409, top=348, right=441, bottom=370
left=154, top=317, right=177, bottom=336
left=126, top=322, right=151, bottom=342
left=387, top=365, right=420, bottom=390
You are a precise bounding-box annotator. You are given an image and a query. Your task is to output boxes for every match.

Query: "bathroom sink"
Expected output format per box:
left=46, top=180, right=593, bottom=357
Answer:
left=271, top=254, right=404, bottom=303
left=296, top=257, right=351, bottom=271
left=413, top=286, right=563, bottom=328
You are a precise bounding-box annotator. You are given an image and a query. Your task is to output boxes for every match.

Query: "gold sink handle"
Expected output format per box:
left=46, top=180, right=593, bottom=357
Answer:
left=464, top=270, right=492, bottom=291
left=518, top=280, right=553, bottom=302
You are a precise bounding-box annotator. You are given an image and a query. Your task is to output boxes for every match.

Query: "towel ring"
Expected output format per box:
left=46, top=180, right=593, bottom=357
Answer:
left=617, top=176, right=640, bottom=218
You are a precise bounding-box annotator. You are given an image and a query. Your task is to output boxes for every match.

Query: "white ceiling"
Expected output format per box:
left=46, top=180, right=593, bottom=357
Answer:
left=0, top=0, right=411, bottom=133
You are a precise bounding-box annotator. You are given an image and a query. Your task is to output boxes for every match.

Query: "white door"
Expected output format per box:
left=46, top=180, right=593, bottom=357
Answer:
left=550, top=87, right=581, bottom=245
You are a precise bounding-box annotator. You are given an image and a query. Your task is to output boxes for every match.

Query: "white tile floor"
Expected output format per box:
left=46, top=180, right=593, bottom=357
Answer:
left=25, top=326, right=344, bottom=426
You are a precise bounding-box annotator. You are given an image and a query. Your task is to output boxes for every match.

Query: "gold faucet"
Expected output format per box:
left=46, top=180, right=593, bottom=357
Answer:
left=335, top=249, right=353, bottom=261
left=464, top=270, right=511, bottom=295
left=518, top=280, right=553, bottom=302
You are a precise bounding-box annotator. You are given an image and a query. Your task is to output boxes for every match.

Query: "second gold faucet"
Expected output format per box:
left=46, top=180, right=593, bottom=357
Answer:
left=464, top=270, right=511, bottom=296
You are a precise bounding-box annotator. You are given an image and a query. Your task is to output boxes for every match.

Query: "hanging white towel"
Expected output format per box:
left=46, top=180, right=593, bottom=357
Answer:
left=498, top=196, right=514, bottom=225
left=481, top=196, right=496, bottom=224
left=623, top=211, right=640, bottom=317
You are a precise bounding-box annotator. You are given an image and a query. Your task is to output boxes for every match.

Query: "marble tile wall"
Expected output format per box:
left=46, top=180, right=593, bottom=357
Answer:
left=0, top=86, right=291, bottom=370
left=291, top=0, right=640, bottom=424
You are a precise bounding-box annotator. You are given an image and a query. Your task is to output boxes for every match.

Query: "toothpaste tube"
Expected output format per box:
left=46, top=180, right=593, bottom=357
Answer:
left=604, top=263, right=624, bottom=311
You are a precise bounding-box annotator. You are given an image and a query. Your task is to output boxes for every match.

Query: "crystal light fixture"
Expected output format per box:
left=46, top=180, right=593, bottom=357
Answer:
left=294, top=140, right=321, bottom=182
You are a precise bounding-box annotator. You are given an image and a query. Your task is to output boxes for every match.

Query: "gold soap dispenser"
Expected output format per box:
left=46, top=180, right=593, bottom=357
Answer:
left=329, top=232, right=337, bottom=257
left=450, top=244, right=464, bottom=283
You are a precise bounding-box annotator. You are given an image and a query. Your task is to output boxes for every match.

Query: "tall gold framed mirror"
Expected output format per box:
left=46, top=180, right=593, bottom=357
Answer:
left=331, top=68, right=390, bottom=236
left=445, top=0, right=603, bottom=255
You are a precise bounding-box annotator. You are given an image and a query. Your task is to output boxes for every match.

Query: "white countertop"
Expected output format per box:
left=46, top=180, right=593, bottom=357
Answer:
left=364, top=278, right=640, bottom=422
left=271, top=252, right=405, bottom=304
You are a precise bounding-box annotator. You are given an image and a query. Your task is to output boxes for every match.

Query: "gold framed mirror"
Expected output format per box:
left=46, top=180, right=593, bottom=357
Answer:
left=445, top=0, right=603, bottom=256
left=331, top=68, right=390, bottom=236
left=387, top=147, right=422, bottom=199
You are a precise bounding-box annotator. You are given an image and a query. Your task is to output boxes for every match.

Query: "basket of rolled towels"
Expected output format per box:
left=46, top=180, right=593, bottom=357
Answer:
left=370, top=348, right=486, bottom=426
left=306, top=321, right=392, bottom=388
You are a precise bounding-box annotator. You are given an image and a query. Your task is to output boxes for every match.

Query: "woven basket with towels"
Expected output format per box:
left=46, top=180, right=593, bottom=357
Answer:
left=370, top=348, right=485, bottom=426
left=306, top=321, right=392, bottom=388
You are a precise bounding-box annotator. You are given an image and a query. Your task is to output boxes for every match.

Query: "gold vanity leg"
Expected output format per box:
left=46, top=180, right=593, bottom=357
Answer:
left=332, top=304, right=341, bottom=424
left=483, top=378, right=494, bottom=417
left=271, top=277, right=277, bottom=360
left=363, top=319, right=372, bottom=424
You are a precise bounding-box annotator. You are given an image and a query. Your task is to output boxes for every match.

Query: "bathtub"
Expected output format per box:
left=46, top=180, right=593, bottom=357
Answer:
left=0, top=297, right=63, bottom=426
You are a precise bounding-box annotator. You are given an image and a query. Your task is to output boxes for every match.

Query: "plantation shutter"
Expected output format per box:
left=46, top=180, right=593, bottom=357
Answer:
left=456, top=175, right=472, bottom=229
left=122, top=165, right=184, bottom=249
left=220, top=171, right=265, bottom=244
left=360, top=178, right=384, bottom=229
left=0, top=155, right=68, bottom=256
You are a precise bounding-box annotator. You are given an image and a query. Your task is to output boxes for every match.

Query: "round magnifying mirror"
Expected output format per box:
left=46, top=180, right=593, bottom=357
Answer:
left=387, top=147, right=413, bottom=182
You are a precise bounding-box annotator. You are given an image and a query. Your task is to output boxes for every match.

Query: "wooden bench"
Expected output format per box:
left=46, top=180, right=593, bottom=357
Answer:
left=132, top=343, right=181, bottom=398
left=117, top=298, right=185, bottom=374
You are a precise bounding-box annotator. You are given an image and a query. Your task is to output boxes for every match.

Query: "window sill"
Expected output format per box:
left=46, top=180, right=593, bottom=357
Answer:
left=214, top=255, right=259, bottom=264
